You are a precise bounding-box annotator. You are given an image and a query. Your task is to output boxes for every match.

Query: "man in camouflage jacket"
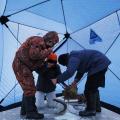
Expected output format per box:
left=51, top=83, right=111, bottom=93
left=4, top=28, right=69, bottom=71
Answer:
left=12, top=31, right=59, bottom=119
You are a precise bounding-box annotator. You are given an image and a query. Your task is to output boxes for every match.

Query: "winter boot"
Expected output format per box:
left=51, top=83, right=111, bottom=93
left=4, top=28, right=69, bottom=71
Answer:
left=20, top=94, right=26, bottom=116
left=24, top=95, right=44, bottom=119
left=79, top=92, right=96, bottom=116
left=96, top=90, right=101, bottom=112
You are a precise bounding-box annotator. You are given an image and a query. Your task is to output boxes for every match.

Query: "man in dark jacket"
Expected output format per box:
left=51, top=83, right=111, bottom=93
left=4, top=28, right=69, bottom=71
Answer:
left=12, top=31, right=59, bottom=119
left=52, top=49, right=111, bottom=117
left=35, top=53, right=61, bottom=108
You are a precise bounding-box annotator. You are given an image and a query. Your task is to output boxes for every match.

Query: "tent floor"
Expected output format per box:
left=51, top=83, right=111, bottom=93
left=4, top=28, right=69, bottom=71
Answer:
left=0, top=103, right=120, bottom=120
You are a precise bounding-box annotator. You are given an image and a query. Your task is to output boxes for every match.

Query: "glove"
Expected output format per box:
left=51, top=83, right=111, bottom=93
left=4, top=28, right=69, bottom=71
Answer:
left=63, top=85, right=78, bottom=99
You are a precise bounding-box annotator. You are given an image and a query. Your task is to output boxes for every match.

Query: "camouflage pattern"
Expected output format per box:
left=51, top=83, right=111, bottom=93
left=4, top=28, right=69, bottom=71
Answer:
left=12, top=36, right=52, bottom=96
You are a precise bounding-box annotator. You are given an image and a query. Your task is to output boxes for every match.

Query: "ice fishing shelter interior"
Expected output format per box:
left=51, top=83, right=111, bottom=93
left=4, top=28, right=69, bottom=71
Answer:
left=0, top=0, right=120, bottom=114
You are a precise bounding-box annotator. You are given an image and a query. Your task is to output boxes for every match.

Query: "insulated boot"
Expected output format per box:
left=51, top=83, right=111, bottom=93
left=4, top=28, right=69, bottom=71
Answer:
left=79, top=92, right=96, bottom=116
left=96, top=90, right=101, bottom=112
left=20, top=94, right=26, bottom=116
left=24, top=95, right=44, bottom=119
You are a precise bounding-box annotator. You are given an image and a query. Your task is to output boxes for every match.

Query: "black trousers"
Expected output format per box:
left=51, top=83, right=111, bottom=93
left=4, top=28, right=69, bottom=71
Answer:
left=85, top=68, right=108, bottom=93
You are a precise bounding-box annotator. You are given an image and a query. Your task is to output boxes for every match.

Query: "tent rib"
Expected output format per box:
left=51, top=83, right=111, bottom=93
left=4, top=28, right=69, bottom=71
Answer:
left=54, top=38, right=68, bottom=52
left=9, top=20, right=64, bottom=35
left=17, top=24, right=19, bottom=42
left=60, top=0, right=67, bottom=32
left=108, top=68, right=120, bottom=81
left=105, top=32, right=120, bottom=54
left=13, top=24, right=20, bottom=102
left=71, top=9, right=120, bottom=35
left=70, top=37, right=86, bottom=49
left=0, top=26, right=4, bottom=82
left=2, top=0, right=7, bottom=16
left=116, top=11, right=120, bottom=28
left=9, top=20, right=50, bottom=32
left=6, top=25, right=22, bottom=45
left=7, top=0, right=51, bottom=17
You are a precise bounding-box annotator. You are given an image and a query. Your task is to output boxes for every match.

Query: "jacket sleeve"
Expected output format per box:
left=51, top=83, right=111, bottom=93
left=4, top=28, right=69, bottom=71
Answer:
left=56, top=65, right=62, bottom=76
left=16, top=37, right=34, bottom=69
left=29, top=47, right=52, bottom=60
left=74, top=71, right=84, bottom=83
left=57, top=56, right=80, bottom=83
left=17, top=47, right=33, bottom=69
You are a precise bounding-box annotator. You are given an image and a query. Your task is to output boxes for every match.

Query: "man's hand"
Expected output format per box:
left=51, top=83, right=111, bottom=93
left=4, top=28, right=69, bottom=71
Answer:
left=51, top=79, right=57, bottom=85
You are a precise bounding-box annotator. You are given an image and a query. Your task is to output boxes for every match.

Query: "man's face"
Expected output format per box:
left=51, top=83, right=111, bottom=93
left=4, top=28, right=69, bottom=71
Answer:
left=44, top=37, right=57, bottom=48
left=43, top=31, right=59, bottom=48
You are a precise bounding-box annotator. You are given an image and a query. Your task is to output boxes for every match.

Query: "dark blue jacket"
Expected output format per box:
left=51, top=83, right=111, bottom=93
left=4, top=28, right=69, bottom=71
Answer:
left=57, top=50, right=111, bottom=83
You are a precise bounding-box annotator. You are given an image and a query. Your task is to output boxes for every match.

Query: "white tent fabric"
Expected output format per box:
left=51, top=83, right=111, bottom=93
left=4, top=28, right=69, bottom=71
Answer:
left=0, top=0, right=120, bottom=109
